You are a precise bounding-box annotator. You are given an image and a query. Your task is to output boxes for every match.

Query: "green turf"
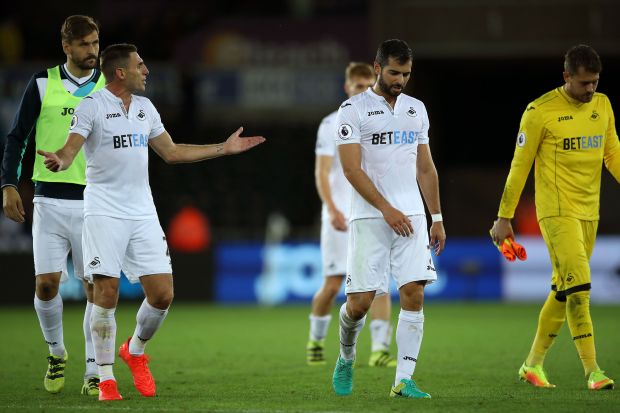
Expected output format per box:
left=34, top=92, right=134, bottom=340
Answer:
left=0, top=302, right=618, bottom=412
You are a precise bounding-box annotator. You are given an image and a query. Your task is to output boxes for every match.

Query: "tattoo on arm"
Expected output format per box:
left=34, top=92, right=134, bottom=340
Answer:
left=216, top=144, right=224, bottom=153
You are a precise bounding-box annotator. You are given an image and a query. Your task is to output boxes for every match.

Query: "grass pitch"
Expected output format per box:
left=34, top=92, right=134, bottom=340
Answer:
left=0, top=302, right=618, bottom=412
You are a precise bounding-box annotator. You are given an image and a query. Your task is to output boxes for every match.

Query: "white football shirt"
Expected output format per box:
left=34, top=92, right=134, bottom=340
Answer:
left=70, top=88, right=165, bottom=220
left=335, top=88, right=430, bottom=221
left=315, top=110, right=352, bottom=221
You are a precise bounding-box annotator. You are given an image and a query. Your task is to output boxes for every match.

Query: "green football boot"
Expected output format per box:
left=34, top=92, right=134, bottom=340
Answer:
left=81, top=376, right=100, bottom=396
left=390, top=378, right=431, bottom=399
left=368, top=350, right=397, bottom=367
left=332, top=356, right=354, bottom=396
left=44, top=352, right=67, bottom=394
left=306, top=339, right=326, bottom=365
left=588, top=370, right=614, bottom=390
left=518, top=362, right=555, bottom=388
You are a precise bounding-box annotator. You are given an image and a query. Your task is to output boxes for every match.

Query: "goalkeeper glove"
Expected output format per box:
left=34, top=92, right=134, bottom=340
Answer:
left=489, top=230, right=527, bottom=262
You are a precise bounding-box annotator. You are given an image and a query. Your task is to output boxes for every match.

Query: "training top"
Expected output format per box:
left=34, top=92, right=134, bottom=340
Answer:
left=335, top=88, right=430, bottom=221
left=315, top=110, right=352, bottom=221
left=498, top=87, right=620, bottom=221
left=70, top=88, right=165, bottom=220
left=1, top=64, right=104, bottom=200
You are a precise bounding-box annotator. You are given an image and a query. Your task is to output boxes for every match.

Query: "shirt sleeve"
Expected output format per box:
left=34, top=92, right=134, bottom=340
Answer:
left=315, top=116, right=336, bottom=157
left=497, top=104, right=545, bottom=218
left=417, top=102, right=430, bottom=145
left=147, top=100, right=165, bottom=139
left=70, top=96, right=98, bottom=139
left=1, top=74, right=42, bottom=188
left=603, top=96, right=620, bottom=183
left=335, top=100, right=361, bottom=146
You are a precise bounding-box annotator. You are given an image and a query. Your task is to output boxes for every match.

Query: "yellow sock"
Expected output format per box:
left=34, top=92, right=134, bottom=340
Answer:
left=566, top=291, right=599, bottom=376
left=526, top=291, right=566, bottom=366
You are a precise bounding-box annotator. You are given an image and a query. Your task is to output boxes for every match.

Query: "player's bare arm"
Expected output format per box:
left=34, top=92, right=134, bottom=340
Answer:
left=416, top=143, right=446, bottom=255
left=339, top=142, right=413, bottom=237
left=37, top=133, right=86, bottom=172
left=149, top=127, right=265, bottom=164
left=315, top=155, right=347, bottom=231
left=2, top=186, right=26, bottom=223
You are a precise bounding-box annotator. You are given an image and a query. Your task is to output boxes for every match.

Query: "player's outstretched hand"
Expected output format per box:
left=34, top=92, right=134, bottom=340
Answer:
left=37, top=149, right=64, bottom=172
left=223, top=127, right=266, bottom=155
left=382, top=206, right=413, bottom=237
left=429, top=221, right=446, bottom=256
left=2, top=186, right=25, bottom=223
left=490, top=218, right=514, bottom=246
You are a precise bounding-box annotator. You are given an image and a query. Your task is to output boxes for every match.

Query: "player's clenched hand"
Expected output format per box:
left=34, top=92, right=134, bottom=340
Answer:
left=490, top=218, right=514, bottom=245
left=329, top=207, right=347, bottom=231
left=429, top=221, right=446, bottom=256
left=37, top=149, right=64, bottom=172
left=223, top=127, right=266, bottom=155
left=2, top=186, right=25, bottom=223
left=382, top=206, right=413, bottom=237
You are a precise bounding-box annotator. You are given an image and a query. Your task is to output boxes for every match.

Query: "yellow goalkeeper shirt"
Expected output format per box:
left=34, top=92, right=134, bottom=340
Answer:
left=498, top=86, right=620, bottom=221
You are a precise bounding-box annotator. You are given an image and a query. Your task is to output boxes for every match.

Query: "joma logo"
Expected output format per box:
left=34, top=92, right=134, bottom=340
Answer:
left=368, top=110, right=384, bottom=116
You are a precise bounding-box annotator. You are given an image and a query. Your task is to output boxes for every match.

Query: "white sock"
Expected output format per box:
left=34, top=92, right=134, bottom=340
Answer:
left=83, top=301, right=98, bottom=379
left=338, top=303, right=366, bottom=361
left=129, top=299, right=168, bottom=356
left=395, top=309, right=424, bottom=386
left=309, top=314, right=331, bottom=341
left=34, top=293, right=65, bottom=357
left=369, top=319, right=392, bottom=352
left=98, top=365, right=114, bottom=383
left=90, top=305, right=117, bottom=382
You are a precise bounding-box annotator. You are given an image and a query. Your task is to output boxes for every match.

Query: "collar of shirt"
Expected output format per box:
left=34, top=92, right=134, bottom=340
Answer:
left=557, top=85, right=588, bottom=108
left=365, top=87, right=404, bottom=113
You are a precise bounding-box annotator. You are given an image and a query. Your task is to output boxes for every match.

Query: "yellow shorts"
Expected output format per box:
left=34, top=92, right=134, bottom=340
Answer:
left=539, top=217, right=598, bottom=299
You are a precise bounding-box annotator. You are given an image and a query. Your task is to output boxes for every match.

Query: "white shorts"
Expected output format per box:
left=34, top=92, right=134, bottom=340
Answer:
left=320, top=219, right=348, bottom=277
left=345, top=215, right=437, bottom=295
left=32, top=200, right=85, bottom=282
left=82, top=215, right=172, bottom=283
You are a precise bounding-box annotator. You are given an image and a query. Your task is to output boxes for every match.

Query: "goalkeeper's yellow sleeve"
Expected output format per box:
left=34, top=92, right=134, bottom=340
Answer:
left=603, top=97, right=620, bottom=182
left=498, top=105, right=544, bottom=219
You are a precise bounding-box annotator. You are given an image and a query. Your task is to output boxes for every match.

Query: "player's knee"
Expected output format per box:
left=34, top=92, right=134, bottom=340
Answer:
left=323, top=284, right=340, bottom=299
left=347, top=300, right=371, bottom=320
left=150, top=290, right=174, bottom=310
left=35, top=277, right=59, bottom=300
left=94, top=281, right=119, bottom=306
left=347, top=305, right=369, bottom=320
left=566, top=289, right=590, bottom=309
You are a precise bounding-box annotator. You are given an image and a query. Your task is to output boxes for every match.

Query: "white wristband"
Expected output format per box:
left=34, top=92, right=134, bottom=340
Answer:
left=431, top=213, right=443, bottom=223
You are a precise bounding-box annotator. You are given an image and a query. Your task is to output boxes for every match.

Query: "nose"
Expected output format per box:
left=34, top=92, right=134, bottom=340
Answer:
left=585, top=83, right=594, bottom=92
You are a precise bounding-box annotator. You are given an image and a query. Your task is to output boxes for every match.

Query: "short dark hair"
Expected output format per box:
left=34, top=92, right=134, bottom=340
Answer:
left=564, top=44, right=602, bottom=75
left=345, top=62, right=374, bottom=81
left=61, top=15, right=99, bottom=43
left=375, top=39, right=413, bottom=68
left=100, top=43, right=138, bottom=81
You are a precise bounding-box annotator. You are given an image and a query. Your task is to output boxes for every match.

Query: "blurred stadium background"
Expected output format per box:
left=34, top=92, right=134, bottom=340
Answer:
left=1, top=0, right=619, bottom=306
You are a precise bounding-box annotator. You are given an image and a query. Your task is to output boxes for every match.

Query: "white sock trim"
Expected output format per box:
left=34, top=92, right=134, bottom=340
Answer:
left=34, top=292, right=62, bottom=307
left=398, top=309, right=424, bottom=323
left=309, top=314, right=332, bottom=321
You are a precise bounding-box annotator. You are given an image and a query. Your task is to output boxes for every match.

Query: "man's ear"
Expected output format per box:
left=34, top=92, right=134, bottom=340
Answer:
left=562, top=71, right=570, bottom=83
left=115, top=67, right=125, bottom=80
left=62, top=41, right=71, bottom=56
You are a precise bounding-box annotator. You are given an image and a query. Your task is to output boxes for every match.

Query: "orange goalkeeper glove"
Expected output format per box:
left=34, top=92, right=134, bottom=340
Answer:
left=489, top=230, right=527, bottom=262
